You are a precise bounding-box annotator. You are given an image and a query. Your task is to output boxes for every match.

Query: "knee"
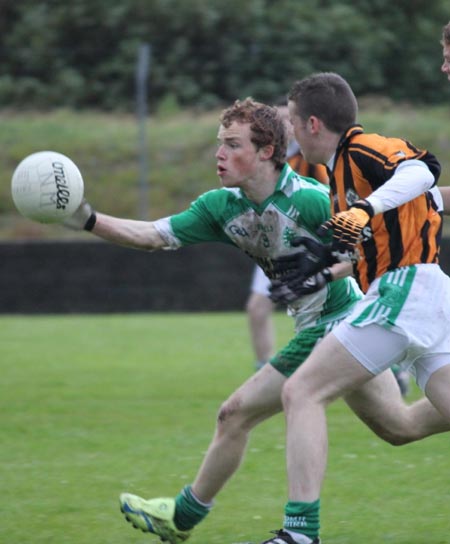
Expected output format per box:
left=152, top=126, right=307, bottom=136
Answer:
left=368, top=423, right=416, bottom=446
left=246, top=293, right=271, bottom=321
left=245, top=293, right=256, bottom=315
left=281, top=378, right=301, bottom=412
left=216, top=397, right=245, bottom=435
left=379, top=430, right=412, bottom=446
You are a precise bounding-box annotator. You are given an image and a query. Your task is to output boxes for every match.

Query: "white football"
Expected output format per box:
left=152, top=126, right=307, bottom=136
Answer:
left=11, top=150, right=84, bottom=223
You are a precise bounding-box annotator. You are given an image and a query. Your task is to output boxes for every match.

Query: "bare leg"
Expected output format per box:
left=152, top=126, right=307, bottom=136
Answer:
left=246, top=292, right=275, bottom=366
left=192, top=364, right=285, bottom=502
left=282, top=332, right=373, bottom=501
left=425, top=364, right=450, bottom=420
left=345, top=369, right=450, bottom=445
left=282, top=325, right=450, bottom=502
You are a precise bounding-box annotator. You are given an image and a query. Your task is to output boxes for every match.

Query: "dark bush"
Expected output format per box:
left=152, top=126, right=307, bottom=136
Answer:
left=1, top=0, right=448, bottom=111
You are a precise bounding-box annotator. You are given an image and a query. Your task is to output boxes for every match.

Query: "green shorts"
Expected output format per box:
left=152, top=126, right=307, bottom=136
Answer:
left=270, top=323, right=332, bottom=378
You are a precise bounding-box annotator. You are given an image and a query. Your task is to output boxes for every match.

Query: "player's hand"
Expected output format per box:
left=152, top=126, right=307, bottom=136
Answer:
left=271, top=236, right=335, bottom=280
left=269, top=279, right=298, bottom=304
left=269, top=268, right=332, bottom=304
left=317, top=200, right=373, bottom=262
left=63, top=199, right=97, bottom=231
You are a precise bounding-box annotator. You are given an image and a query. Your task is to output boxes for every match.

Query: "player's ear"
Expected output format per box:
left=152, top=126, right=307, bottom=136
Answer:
left=308, top=115, right=322, bottom=134
left=259, top=144, right=275, bottom=161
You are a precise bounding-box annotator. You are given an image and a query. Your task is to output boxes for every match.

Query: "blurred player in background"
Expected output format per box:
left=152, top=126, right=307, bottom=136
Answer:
left=64, top=97, right=450, bottom=544
left=441, top=20, right=450, bottom=81
left=439, top=21, right=450, bottom=212
left=247, top=99, right=328, bottom=372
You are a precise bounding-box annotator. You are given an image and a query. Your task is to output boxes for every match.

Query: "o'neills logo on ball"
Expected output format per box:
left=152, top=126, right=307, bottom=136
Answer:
left=52, top=161, right=71, bottom=209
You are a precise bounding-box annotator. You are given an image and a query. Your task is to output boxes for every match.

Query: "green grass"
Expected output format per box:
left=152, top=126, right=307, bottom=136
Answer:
left=1, top=312, right=449, bottom=544
left=1, top=102, right=450, bottom=239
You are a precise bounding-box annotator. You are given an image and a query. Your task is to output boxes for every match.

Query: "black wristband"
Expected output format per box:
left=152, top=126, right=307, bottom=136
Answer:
left=322, top=267, right=333, bottom=283
left=351, top=199, right=374, bottom=218
left=84, top=213, right=97, bottom=232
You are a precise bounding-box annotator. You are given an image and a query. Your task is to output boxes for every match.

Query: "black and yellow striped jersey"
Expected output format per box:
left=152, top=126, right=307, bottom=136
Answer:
left=329, top=125, right=442, bottom=293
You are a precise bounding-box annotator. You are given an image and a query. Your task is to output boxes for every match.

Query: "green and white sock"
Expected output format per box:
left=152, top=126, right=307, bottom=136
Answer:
left=283, top=499, right=320, bottom=540
left=174, top=485, right=212, bottom=531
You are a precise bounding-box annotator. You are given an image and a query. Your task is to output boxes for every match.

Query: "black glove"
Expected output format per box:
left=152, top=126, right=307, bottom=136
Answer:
left=271, top=236, right=336, bottom=280
left=269, top=280, right=298, bottom=304
left=269, top=267, right=333, bottom=304
left=63, top=199, right=97, bottom=231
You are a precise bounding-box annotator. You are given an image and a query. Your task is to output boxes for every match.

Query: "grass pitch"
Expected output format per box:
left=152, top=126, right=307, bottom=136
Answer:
left=0, top=312, right=449, bottom=544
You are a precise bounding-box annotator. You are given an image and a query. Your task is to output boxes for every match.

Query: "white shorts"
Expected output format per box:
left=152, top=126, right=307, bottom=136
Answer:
left=250, top=265, right=271, bottom=297
left=332, top=264, right=450, bottom=390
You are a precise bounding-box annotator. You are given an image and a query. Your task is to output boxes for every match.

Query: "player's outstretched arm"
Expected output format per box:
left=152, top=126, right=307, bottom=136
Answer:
left=65, top=200, right=166, bottom=251
left=93, top=213, right=166, bottom=251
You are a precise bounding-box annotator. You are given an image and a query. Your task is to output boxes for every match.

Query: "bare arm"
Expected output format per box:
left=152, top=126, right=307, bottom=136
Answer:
left=328, top=260, right=353, bottom=280
left=64, top=201, right=168, bottom=251
left=92, top=213, right=166, bottom=251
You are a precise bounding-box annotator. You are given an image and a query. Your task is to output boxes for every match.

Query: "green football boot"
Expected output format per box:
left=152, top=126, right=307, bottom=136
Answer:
left=119, top=493, right=191, bottom=543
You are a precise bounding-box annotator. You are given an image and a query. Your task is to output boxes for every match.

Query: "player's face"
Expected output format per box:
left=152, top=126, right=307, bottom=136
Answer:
left=288, top=100, right=317, bottom=164
left=215, top=121, right=260, bottom=187
left=442, top=43, right=450, bottom=81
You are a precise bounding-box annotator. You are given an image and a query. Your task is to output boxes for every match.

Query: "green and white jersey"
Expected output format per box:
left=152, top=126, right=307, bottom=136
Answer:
left=154, top=164, right=362, bottom=329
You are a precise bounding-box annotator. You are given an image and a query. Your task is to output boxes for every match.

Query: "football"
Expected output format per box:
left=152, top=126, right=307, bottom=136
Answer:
left=11, top=150, right=84, bottom=223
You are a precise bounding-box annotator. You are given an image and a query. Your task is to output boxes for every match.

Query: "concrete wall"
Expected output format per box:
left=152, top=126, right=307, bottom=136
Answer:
left=1, top=239, right=449, bottom=314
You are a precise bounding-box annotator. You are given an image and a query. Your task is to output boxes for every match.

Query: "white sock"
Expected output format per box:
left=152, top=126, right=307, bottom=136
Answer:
left=285, top=530, right=314, bottom=544
left=186, top=485, right=214, bottom=508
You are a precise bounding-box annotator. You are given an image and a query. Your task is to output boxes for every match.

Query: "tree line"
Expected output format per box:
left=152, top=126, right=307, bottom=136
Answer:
left=1, top=0, right=448, bottom=111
